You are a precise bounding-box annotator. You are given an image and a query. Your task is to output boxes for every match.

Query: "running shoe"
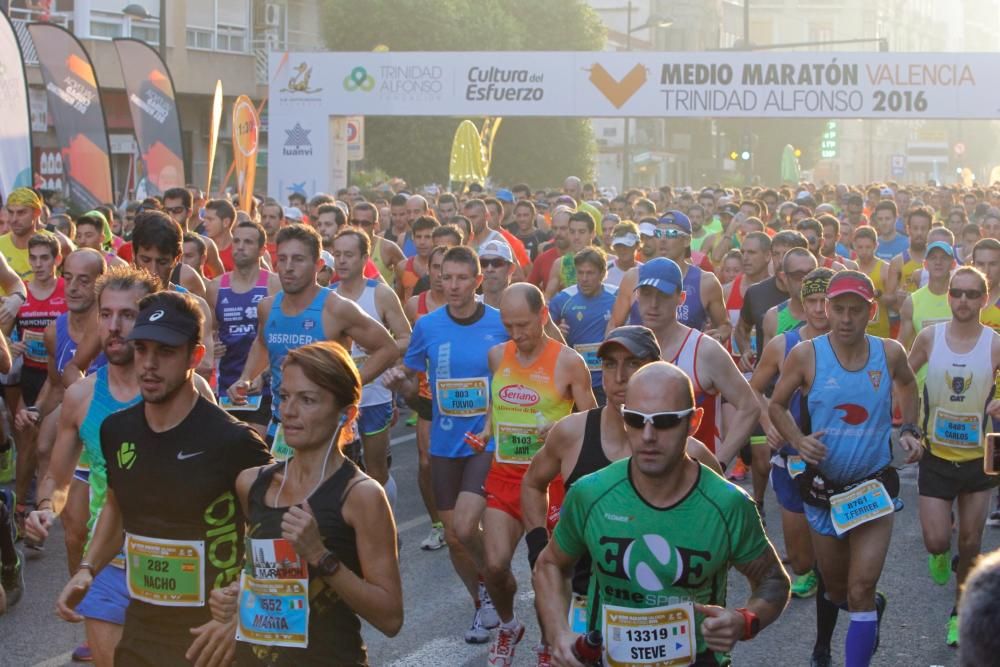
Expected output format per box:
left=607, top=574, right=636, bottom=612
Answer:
left=929, top=551, right=951, bottom=586
left=0, top=441, right=13, bottom=484
left=535, top=644, right=553, bottom=667
left=809, top=647, right=832, bottom=667
left=71, top=642, right=94, bottom=662
left=988, top=509, right=1000, bottom=527
left=946, top=613, right=959, bottom=648
left=726, top=459, right=747, bottom=481
left=464, top=607, right=491, bottom=644
left=791, top=569, right=818, bottom=598
left=405, top=412, right=418, bottom=427
left=0, top=548, right=24, bottom=608
left=487, top=621, right=525, bottom=666
left=873, top=592, right=887, bottom=654
left=420, top=522, right=446, bottom=551
left=478, top=581, right=500, bottom=629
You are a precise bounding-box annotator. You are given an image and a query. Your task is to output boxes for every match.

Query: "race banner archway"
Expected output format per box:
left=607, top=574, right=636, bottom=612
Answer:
left=268, top=50, right=1000, bottom=198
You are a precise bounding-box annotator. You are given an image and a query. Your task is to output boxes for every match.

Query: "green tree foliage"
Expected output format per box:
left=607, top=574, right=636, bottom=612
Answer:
left=321, top=0, right=604, bottom=187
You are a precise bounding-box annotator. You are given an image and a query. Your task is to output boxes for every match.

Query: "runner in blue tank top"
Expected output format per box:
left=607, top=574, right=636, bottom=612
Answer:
left=769, top=271, right=922, bottom=667
left=226, top=224, right=397, bottom=441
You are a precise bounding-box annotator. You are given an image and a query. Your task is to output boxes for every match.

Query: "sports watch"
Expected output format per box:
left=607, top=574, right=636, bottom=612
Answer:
left=736, top=607, right=760, bottom=640
left=314, top=550, right=341, bottom=577
left=899, top=423, right=924, bottom=441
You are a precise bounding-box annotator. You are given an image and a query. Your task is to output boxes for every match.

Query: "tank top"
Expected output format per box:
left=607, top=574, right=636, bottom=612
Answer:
left=559, top=253, right=577, bottom=289
left=80, top=365, right=142, bottom=538
left=775, top=300, right=803, bottom=337
left=565, top=407, right=611, bottom=596
left=861, top=259, right=891, bottom=338
left=911, top=285, right=952, bottom=390
left=778, top=328, right=805, bottom=456
left=54, top=313, right=107, bottom=375
left=490, top=339, right=574, bottom=478
left=239, top=459, right=367, bottom=666
left=923, top=323, right=995, bottom=462
left=17, top=277, right=66, bottom=369
left=265, top=289, right=329, bottom=420
left=725, top=274, right=747, bottom=357
left=216, top=271, right=271, bottom=394
left=901, top=249, right=923, bottom=293
left=676, top=264, right=707, bottom=330
left=672, top=329, right=720, bottom=453
left=0, top=234, right=31, bottom=282
left=371, top=238, right=395, bottom=286
left=400, top=257, right=422, bottom=298
left=414, top=292, right=434, bottom=400
left=981, top=296, right=1000, bottom=334
left=806, top=334, right=892, bottom=485
left=335, top=279, right=391, bottom=407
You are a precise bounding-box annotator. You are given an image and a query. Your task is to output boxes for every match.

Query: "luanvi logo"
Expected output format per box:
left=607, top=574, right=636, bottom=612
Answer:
left=589, top=63, right=647, bottom=108
left=117, top=441, right=136, bottom=470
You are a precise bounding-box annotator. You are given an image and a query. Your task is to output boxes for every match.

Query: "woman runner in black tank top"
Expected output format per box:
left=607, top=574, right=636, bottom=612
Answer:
left=564, top=407, right=612, bottom=595
left=210, top=342, right=402, bottom=666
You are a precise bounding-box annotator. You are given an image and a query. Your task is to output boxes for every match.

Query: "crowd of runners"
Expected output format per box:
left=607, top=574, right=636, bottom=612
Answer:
left=0, top=177, right=999, bottom=666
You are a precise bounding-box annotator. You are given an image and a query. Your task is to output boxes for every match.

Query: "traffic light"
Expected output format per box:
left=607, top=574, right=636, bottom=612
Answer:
left=729, top=151, right=739, bottom=160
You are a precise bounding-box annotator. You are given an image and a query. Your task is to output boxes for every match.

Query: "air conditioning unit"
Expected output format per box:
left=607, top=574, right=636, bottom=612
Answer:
left=264, top=3, right=282, bottom=27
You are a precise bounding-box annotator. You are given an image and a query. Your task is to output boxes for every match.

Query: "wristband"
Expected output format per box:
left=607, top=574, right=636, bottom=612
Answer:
left=736, top=607, right=760, bottom=640
left=10, top=292, right=25, bottom=303
left=78, top=561, right=95, bottom=575
left=36, top=498, right=53, bottom=511
left=525, top=526, right=549, bottom=570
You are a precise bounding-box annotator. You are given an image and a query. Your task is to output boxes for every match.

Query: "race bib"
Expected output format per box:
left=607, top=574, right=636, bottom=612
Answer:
left=829, top=479, right=894, bottom=536
left=236, top=573, right=309, bottom=648
left=220, top=395, right=263, bottom=412
left=787, top=455, right=807, bottom=479
left=574, top=343, right=602, bottom=372
left=436, top=377, right=488, bottom=417
left=569, top=593, right=589, bottom=635
left=23, top=329, right=46, bottom=364
left=602, top=602, right=696, bottom=667
left=270, top=424, right=295, bottom=461
left=494, top=422, right=541, bottom=464
left=932, top=408, right=981, bottom=449
left=126, top=533, right=205, bottom=606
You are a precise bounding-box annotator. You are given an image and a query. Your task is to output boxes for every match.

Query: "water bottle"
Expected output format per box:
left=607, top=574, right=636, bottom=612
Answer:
left=572, top=630, right=603, bottom=666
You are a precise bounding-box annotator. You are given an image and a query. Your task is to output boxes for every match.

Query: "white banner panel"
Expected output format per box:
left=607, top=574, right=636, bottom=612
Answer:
left=268, top=51, right=1000, bottom=120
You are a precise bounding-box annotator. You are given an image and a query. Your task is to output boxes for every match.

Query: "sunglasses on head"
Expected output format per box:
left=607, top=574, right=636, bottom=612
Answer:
left=621, top=406, right=695, bottom=430
left=949, top=287, right=984, bottom=300
left=480, top=257, right=510, bottom=269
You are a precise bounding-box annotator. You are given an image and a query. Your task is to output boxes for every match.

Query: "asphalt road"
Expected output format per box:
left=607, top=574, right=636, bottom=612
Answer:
left=1, top=419, right=994, bottom=666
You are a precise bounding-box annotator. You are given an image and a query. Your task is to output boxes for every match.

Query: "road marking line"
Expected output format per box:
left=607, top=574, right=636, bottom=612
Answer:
left=32, top=652, right=73, bottom=667
left=396, top=513, right=430, bottom=535
left=390, top=433, right=416, bottom=447
left=384, top=636, right=482, bottom=667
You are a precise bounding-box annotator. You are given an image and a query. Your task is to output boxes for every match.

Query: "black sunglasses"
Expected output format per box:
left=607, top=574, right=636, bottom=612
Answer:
left=621, top=406, right=695, bottom=430
left=949, top=288, right=984, bottom=300
left=480, top=258, right=510, bottom=269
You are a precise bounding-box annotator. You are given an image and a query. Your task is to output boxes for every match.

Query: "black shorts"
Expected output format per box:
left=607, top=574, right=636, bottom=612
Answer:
left=407, top=395, right=433, bottom=422
left=239, top=394, right=272, bottom=426
left=20, top=366, right=47, bottom=407
left=918, top=452, right=1000, bottom=501
left=430, top=452, right=492, bottom=511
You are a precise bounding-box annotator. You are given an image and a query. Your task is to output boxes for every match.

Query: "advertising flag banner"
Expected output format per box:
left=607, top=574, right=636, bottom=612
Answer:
left=0, top=11, right=32, bottom=201
left=449, top=120, right=485, bottom=186
left=232, top=95, right=259, bottom=213
left=206, top=80, right=223, bottom=196
left=113, top=38, right=185, bottom=197
left=28, top=22, right=113, bottom=211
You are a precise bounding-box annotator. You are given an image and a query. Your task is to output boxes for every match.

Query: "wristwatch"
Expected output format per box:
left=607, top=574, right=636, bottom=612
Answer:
left=314, top=550, right=341, bottom=577
left=899, top=423, right=924, bottom=441
left=735, top=607, right=760, bottom=641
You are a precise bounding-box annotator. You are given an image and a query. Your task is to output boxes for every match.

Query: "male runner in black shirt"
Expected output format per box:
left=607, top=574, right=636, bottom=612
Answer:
left=56, top=290, right=270, bottom=666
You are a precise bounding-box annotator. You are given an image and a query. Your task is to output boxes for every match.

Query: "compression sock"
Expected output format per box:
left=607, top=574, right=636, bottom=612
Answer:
left=815, top=568, right=839, bottom=650
left=384, top=474, right=398, bottom=512
left=845, top=610, right=878, bottom=667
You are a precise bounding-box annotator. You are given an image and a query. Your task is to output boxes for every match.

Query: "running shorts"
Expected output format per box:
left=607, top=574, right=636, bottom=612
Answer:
left=770, top=456, right=805, bottom=514
left=430, top=452, right=492, bottom=511
left=485, top=465, right=564, bottom=531
left=77, top=564, right=129, bottom=625
left=918, top=452, right=1000, bottom=501
left=358, top=401, right=393, bottom=436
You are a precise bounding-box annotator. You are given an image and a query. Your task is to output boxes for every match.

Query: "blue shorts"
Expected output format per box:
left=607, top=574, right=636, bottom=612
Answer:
left=770, top=457, right=804, bottom=514
left=73, top=469, right=90, bottom=484
left=804, top=504, right=842, bottom=538
left=358, top=402, right=393, bottom=436
left=77, top=563, right=129, bottom=625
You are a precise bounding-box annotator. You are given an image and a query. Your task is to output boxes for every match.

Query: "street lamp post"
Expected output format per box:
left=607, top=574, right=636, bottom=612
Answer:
left=122, top=1, right=166, bottom=61
left=622, top=1, right=672, bottom=192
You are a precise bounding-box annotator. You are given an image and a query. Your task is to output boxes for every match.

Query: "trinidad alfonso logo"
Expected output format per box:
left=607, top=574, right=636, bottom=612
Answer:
left=589, top=63, right=647, bottom=108
left=344, top=66, right=376, bottom=92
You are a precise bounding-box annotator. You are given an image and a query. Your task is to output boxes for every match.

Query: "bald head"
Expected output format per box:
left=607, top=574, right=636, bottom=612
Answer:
left=63, top=247, right=106, bottom=313
left=625, top=361, right=694, bottom=412
left=499, top=282, right=545, bottom=315
left=64, top=247, right=107, bottom=276
left=406, top=195, right=429, bottom=223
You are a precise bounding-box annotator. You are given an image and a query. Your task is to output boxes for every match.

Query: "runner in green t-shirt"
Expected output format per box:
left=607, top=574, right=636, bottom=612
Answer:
left=534, top=362, right=789, bottom=666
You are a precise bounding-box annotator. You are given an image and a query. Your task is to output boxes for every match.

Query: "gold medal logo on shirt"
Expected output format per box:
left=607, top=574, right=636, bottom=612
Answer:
left=868, top=370, right=882, bottom=389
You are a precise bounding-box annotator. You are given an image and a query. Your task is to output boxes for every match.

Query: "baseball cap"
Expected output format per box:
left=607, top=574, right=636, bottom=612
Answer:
left=612, top=232, right=639, bottom=248
left=479, top=239, right=513, bottom=263
left=128, top=293, right=201, bottom=346
left=320, top=250, right=335, bottom=269
left=880, top=187, right=895, bottom=197
left=719, top=203, right=740, bottom=217
left=284, top=206, right=303, bottom=222
left=658, top=210, right=691, bottom=234
left=495, top=188, right=514, bottom=203
left=926, top=241, right=955, bottom=257
left=826, top=270, right=876, bottom=302
left=597, top=325, right=661, bottom=360
left=635, top=258, right=683, bottom=296
left=638, top=221, right=657, bottom=237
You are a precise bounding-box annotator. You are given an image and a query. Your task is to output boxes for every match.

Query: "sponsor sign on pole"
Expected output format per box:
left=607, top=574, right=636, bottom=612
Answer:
left=346, top=116, right=364, bottom=161
left=232, top=95, right=259, bottom=214
left=206, top=80, right=223, bottom=195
